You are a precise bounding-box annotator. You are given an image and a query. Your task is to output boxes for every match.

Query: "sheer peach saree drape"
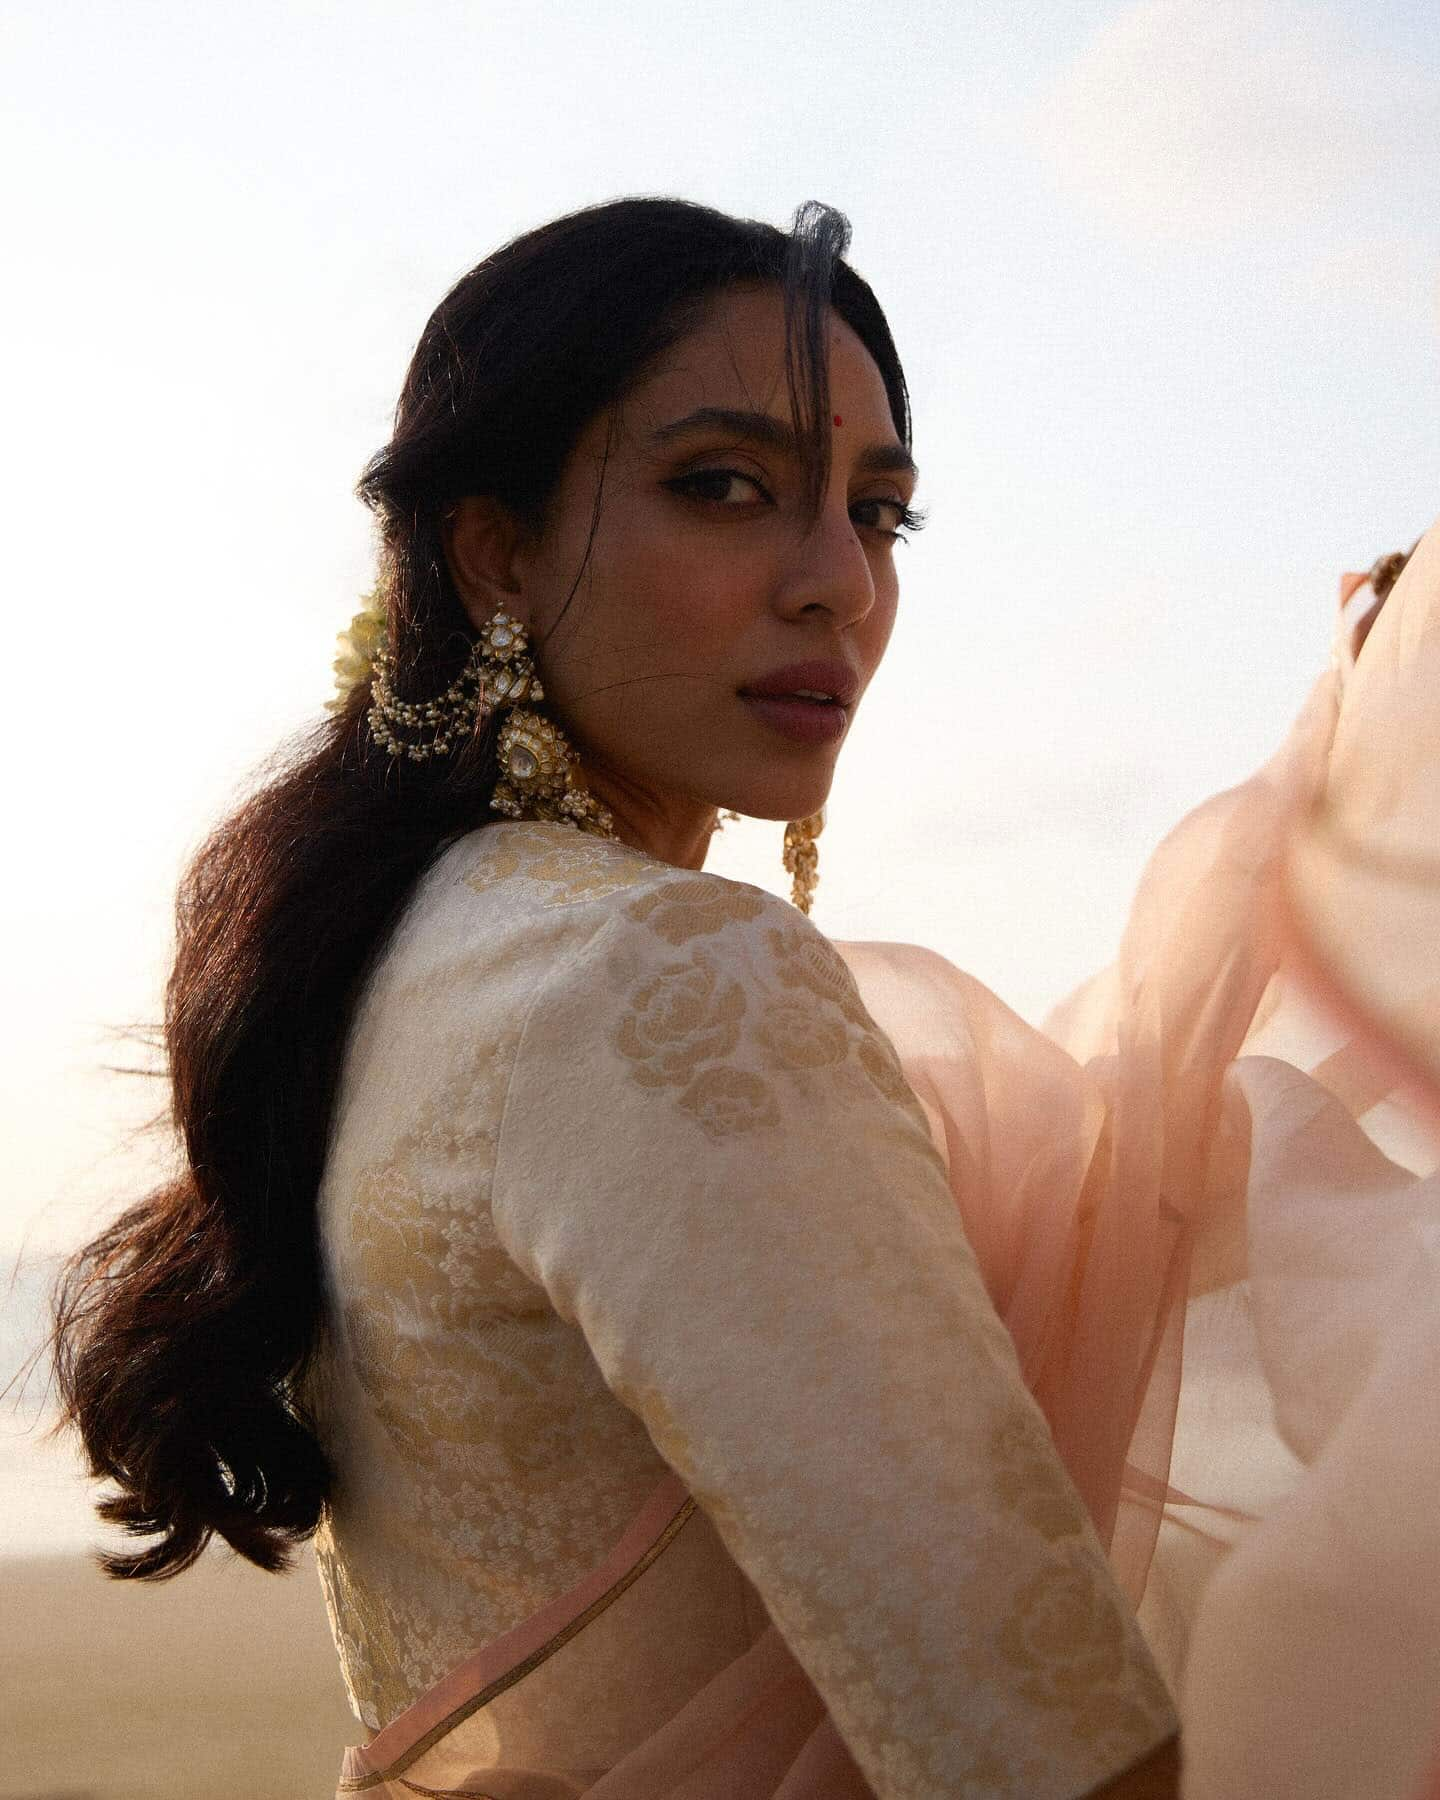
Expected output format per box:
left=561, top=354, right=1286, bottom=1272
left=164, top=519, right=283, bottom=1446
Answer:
left=338, top=516, right=1440, bottom=1800
left=1174, top=519, right=1440, bottom=1800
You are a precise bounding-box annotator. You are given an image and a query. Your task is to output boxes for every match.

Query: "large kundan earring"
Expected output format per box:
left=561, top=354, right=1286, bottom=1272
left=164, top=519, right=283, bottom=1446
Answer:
left=479, top=612, right=616, bottom=838
left=782, top=810, right=825, bottom=915
left=367, top=607, right=615, bottom=839
left=491, top=706, right=615, bottom=838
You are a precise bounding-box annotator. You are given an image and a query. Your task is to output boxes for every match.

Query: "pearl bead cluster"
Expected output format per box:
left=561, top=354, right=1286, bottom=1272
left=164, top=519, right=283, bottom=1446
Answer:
left=336, top=599, right=616, bottom=839
left=364, top=608, right=546, bottom=763
left=367, top=642, right=485, bottom=762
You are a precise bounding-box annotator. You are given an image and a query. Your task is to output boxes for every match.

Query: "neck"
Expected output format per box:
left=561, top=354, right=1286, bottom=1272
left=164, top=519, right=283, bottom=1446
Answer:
left=583, top=768, right=720, bottom=871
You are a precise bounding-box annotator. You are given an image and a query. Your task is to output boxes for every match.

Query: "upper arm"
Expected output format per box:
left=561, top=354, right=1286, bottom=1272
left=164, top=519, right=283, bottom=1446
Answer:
left=492, top=868, right=961, bottom=1363
left=491, top=868, right=1177, bottom=1800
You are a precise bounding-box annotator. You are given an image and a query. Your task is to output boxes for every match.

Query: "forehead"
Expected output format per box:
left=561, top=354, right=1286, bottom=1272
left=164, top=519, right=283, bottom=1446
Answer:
left=622, top=282, right=895, bottom=436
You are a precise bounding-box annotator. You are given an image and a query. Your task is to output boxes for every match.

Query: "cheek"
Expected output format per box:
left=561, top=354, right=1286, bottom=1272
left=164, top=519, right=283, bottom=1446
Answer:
left=859, top=580, right=900, bottom=674
left=606, top=527, right=762, bottom=664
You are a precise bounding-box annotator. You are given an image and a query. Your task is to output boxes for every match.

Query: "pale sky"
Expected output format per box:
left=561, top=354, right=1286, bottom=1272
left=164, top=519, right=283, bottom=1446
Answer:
left=3, top=0, right=1438, bottom=1255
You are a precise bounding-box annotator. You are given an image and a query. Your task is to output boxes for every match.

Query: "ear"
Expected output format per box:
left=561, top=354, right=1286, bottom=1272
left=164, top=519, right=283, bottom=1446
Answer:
left=443, top=496, right=534, bottom=635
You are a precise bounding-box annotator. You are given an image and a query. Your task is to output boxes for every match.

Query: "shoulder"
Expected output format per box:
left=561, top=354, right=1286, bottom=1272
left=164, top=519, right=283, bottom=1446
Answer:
left=442, top=820, right=845, bottom=989
left=448, top=820, right=664, bottom=916
left=474, top=830, right=930, bottom=1149
left=456, top=824, right=871, bottom=1023
left=388, top=818, right=854, bottom=1020
left=391, top=825, right=928, bottom=1132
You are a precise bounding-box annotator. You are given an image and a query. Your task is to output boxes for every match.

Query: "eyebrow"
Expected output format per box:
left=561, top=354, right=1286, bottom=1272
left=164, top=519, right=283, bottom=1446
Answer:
left=651, top=406, right=918, bottom=480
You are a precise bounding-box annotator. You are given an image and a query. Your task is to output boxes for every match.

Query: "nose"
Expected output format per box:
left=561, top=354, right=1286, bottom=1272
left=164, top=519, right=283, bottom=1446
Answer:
left=772, top=498, right=877, bottom=630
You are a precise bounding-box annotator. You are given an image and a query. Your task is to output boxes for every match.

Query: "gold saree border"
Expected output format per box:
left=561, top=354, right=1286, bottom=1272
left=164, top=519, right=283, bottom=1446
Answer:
left=392, top=1780, right=506, bottom=1799
left=338, top=1494, right=698, bottom=1792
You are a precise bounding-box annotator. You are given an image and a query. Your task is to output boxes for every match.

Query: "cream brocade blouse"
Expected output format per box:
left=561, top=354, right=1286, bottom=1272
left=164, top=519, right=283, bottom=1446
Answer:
left=308, top=820, right=1176, bottom=1799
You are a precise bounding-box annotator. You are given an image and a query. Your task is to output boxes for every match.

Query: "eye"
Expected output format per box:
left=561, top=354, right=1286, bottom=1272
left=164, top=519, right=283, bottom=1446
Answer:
left=665, top=467, right=772, bottom=507
left=852, top=496, right=926, bottom=544
left=665, top=467, right=926, bottom=544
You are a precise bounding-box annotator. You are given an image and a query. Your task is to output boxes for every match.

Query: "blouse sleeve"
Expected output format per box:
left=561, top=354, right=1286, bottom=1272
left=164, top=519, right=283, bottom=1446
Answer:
left=490, top=869, right=1177, bottom=1800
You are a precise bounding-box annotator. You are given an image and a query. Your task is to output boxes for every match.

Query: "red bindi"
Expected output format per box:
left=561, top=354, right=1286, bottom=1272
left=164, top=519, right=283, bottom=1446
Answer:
left=833, top=414, right=843, bottom=426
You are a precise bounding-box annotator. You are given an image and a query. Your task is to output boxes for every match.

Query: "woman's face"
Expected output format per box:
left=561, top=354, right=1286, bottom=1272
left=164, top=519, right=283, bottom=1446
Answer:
left=445, top=282, right=918, bottom=868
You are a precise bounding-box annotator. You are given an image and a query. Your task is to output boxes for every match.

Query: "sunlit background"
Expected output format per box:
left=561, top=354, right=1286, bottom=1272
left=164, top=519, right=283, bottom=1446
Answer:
left=3, top=0, right=1437, bottom=1541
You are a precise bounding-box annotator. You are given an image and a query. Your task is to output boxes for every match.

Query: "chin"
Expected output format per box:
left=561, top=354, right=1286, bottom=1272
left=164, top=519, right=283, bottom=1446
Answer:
left=725, top=775, right=833, bottom=824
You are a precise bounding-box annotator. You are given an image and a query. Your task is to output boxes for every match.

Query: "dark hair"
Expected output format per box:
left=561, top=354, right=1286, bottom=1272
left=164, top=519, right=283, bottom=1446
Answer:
left=50, top=196, right=914, bottom=1579
left=1369, top=539, right=1421, bottom=606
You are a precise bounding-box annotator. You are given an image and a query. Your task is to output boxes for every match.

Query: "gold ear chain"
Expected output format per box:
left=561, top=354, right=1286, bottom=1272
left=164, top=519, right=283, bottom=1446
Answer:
left=328, top=597, right=823, bottom=913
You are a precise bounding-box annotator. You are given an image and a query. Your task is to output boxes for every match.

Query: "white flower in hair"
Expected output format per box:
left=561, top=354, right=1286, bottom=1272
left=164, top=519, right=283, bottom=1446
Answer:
left=325, top=588, right=388, bottom=714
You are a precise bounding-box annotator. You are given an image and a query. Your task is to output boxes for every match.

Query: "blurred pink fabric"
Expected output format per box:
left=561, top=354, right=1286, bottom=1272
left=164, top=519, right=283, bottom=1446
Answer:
left=851, top=518, right=1440, bottom=1799
left=839, top=656, right=1335, bottom=1606
left=1173, top=518, right=1440, bottom=1800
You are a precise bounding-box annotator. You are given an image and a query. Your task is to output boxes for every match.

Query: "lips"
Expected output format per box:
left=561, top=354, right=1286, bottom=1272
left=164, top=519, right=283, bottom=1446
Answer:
left=737, top=660, right=860, bottom=707
left=739, top=692, right=849, bottom=745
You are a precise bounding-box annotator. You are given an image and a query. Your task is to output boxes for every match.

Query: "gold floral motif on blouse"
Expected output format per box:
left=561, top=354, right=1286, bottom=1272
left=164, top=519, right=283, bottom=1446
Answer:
left=623, top=876, right=770, bottom=944
left=763, top=921, right=874, bottom=1025
left=753, top=996, right=850, bottom=1071
left=995, top=1538, right=1173, bottom=1750
left=613, top=872, right=936, bottom=1143
left=677, top=1065, right=782, bottom=1140
left=614, top=950, right=748, bottom=1090
left=987, top=1412, right=1092, bottom=1543
left=463, top=821, right=652, bottom=907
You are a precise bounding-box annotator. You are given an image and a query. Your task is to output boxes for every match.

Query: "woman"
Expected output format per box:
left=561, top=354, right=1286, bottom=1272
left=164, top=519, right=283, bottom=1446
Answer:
left=53, top=198, right=1184, bottom=1797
